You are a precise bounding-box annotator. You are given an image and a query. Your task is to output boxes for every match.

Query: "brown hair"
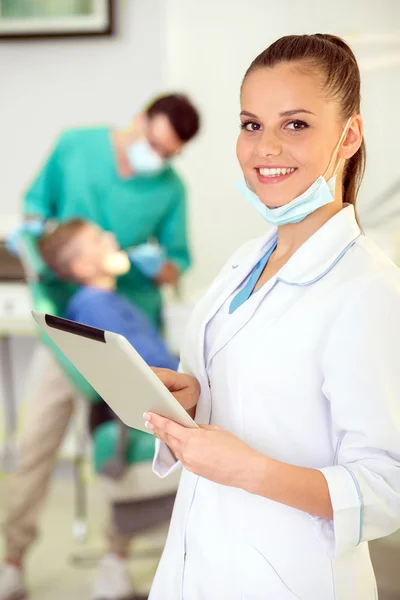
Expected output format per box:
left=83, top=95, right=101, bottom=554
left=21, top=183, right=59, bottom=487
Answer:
left=243, top=34, right=366, bottom=208
left=146, top=94, right=201, bottom=142
left=38, top=219, right=88, bottom=281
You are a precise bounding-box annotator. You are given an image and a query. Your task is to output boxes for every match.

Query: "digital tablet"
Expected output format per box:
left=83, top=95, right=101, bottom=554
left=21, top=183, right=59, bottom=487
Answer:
left=32, top=311, right=198, bottom=434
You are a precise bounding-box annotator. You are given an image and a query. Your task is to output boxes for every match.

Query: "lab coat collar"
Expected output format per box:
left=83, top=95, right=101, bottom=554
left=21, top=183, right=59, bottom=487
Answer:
left=277, top=205, right=361, bottom=286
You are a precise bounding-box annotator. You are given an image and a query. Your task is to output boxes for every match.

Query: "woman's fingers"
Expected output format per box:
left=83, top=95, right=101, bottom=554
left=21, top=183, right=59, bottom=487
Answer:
left=144, top=412, right=186, bottom=458
left=152, top=368, right=196, bottom=393
left=144, top=412, right=187, bottom=440
left=151, top=369, right=200, bottom=410
left=151, top=367, right=180, bottom=390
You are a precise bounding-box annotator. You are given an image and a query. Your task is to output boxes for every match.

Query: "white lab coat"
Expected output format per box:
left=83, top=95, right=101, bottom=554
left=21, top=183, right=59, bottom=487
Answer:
left=149, top=206, right=400, bottom=600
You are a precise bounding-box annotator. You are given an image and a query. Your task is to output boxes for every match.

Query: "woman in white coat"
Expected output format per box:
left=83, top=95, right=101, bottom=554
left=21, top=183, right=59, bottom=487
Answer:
left=144, top=34, right=400, bottom=599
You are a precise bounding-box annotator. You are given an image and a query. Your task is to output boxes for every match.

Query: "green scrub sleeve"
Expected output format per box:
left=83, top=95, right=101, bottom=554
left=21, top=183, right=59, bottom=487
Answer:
left=23, top=135, right=63, bottom=219
left=157, top=179, right=192, bottom=274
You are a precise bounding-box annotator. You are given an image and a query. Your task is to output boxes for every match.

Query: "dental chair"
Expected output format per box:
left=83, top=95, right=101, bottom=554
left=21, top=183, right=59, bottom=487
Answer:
left=17, top=230, right=179, bottom=552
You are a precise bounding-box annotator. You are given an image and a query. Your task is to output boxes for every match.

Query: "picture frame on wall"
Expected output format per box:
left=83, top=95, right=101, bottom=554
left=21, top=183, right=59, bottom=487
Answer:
left=0, top=0, right=114, bottom=40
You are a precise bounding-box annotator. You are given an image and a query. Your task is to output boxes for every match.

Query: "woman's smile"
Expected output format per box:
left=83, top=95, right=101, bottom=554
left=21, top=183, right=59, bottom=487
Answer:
left=255, top=166, right=298, bottom=185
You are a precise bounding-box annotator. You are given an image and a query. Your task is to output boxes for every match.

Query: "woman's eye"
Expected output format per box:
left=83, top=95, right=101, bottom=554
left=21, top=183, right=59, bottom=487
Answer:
left=241, top=121, right=261, bottom=132
left=286, top=120, right=309, bottom=131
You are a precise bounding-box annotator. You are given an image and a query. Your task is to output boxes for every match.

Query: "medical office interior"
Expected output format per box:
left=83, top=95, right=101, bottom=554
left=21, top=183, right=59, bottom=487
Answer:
left=0, top=0, right=399, bottom=599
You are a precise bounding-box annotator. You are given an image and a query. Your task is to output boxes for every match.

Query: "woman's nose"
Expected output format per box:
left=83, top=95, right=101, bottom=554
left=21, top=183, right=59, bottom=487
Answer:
left=254, top=129, right=282, bottom=158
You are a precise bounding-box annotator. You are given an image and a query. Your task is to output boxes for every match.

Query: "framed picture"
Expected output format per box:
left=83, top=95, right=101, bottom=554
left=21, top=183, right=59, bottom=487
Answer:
left=0, top=0, right=114, bottom=40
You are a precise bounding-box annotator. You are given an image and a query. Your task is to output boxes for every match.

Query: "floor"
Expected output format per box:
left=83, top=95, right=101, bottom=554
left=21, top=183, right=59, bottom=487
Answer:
left=0, top=473, right=165, bottom=600
left=370, top=533, right=400, bottom=600
left=0, top=473, right=399, bottom=599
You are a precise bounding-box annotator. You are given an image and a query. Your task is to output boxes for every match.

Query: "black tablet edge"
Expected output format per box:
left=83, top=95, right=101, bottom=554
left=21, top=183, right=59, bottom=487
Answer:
left=44, top=314, right=106, bottom=343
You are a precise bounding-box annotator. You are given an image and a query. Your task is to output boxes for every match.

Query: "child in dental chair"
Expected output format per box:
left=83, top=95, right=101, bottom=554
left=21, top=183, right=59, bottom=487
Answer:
left=38, top=219, right=179, bottom=372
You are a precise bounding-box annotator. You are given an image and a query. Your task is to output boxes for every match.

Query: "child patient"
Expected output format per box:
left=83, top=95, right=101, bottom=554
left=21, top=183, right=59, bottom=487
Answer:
left=38, top=219, right=179, bottom=371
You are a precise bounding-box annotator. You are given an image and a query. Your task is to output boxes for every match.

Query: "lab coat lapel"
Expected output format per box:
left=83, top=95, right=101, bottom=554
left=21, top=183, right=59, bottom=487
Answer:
left=192, top=235, right=275, bottom=424
left=205, top=277, right=277, bottom=371
left=204, top=207, right=361, bottom=371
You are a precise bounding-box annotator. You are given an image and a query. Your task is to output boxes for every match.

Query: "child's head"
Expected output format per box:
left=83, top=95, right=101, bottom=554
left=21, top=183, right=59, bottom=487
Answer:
left=38, top=220, right=130, bottom=284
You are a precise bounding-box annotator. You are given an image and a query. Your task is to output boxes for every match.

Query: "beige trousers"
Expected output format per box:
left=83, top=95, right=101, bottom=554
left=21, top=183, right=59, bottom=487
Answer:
left=3, top=348, right=127, bottom=560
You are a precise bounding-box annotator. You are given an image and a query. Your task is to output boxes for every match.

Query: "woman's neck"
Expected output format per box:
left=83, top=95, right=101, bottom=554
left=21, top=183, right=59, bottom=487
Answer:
left=271, top=199, right=343, bottom=264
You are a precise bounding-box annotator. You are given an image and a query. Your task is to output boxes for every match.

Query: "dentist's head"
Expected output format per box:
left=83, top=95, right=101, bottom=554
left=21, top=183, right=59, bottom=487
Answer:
left=124, top=94, right=200, bottom=176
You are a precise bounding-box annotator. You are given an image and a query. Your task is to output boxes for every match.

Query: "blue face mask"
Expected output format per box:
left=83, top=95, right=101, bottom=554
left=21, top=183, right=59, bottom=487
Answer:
left=237, top=175, right=337, bottom=226
left=238, top=118, right=352, bottom=226
left=126, top=138, right=166, bottom=175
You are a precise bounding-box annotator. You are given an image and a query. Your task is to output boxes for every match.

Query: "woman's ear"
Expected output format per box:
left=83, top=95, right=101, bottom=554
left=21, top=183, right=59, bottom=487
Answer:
left=339, top=115, right=363, bottom=160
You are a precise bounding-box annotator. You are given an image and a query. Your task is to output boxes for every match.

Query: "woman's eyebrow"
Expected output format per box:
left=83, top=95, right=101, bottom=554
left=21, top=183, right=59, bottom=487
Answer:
left=240, top=109, right=315, bottom=119
left=240, top=111, right=258, bottom=118
left=279, top=109, right=315, bottom=117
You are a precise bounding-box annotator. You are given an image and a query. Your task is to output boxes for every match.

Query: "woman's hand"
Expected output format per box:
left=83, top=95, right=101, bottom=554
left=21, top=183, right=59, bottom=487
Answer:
left=145, top=414, right=333, bottom=518
left=144, top=413, right=262, bottom=491
left=151, top=368, right=200, bottom=418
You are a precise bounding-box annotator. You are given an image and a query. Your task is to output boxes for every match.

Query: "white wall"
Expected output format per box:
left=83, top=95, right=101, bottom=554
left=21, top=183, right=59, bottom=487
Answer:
left=0, top=0, right=166, bottom=230
left=164, top=0, right=400, bottom=298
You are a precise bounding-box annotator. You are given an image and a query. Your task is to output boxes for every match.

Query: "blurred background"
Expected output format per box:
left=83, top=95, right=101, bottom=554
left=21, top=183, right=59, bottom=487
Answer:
left=0, top=1, right=399, bottom=599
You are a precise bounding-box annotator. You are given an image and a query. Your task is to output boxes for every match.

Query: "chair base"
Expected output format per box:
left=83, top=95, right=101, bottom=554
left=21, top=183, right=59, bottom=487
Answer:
left=99, top=461, right=181, bottom=503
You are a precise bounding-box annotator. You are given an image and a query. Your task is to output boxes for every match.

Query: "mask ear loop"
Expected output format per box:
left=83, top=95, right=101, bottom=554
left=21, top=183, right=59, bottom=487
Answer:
left=323, top=116, right=353, bottom=180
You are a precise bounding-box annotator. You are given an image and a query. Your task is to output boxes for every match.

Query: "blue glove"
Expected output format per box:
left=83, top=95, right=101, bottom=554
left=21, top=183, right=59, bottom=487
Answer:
left=127, top=243, right=166, bottom=279
left=6, top=219, right=45, bottom=256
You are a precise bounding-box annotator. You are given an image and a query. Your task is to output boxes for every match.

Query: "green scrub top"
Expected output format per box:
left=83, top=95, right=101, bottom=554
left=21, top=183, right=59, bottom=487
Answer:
left=23, top=127, right=191, bottom=326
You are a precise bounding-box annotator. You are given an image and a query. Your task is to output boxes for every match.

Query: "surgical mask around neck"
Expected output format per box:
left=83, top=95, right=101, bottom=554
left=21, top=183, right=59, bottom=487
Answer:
left=126, top=138, right=166, bottom=175
left=238, top=117, right=352, bottom=226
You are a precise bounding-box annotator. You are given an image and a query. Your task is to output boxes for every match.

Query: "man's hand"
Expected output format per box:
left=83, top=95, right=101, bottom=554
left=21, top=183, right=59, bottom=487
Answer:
left=5, top=218, right=45, bottom=257
left=154, top=261, right=180, bottom=285
left=128, top=243, right=166, bottom=279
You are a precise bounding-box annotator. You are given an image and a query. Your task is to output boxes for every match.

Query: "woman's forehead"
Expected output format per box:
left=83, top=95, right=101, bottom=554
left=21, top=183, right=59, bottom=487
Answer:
left=240, top=64, right=331, bottom=116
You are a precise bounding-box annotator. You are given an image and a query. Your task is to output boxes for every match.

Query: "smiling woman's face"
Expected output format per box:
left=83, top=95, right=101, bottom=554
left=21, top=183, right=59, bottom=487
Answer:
left=236, top=62, right=347, bottom=208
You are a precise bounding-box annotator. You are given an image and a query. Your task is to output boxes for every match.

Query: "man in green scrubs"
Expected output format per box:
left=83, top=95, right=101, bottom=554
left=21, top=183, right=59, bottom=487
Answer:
left=19, top=93, right=200, bottom=325
left=1, top=94, right=200, bottom=600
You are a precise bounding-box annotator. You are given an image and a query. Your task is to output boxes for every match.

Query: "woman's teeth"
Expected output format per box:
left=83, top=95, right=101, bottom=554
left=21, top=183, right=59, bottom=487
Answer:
left=258, top=167, right=296, bottom=177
